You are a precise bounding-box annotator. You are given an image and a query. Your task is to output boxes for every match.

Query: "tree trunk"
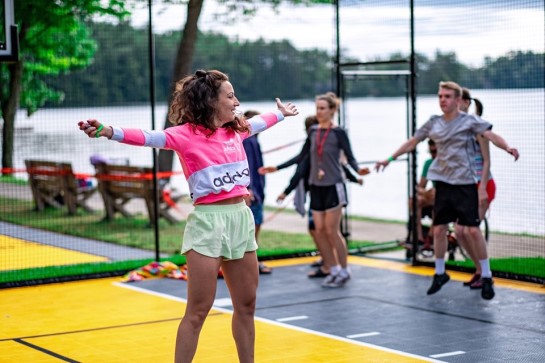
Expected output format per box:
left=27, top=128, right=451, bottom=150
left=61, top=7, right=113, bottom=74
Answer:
left=1, top=60, right=24, bottom=173
left=158, top=0, right=204, bottom=175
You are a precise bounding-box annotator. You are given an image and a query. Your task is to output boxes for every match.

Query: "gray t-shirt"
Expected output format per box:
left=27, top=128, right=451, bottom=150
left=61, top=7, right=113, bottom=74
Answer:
left=414, top=112, right=492, bottom=185
left=469, top=135, right=493, bottom=182
left=306, top=126, right=360, bottom=186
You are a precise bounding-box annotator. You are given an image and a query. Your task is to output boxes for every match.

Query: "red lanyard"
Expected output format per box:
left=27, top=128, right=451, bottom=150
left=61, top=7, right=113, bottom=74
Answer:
left=316, top=126, right=331, bottom=161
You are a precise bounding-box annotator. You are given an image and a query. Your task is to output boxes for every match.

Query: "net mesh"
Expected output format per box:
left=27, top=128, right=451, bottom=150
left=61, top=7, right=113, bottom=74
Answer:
left=0, top=0, right=543, bottom=286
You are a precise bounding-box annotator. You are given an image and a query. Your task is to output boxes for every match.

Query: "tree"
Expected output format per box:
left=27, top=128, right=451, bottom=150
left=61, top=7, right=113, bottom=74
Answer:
left=482, top=51, right=544, bottom=89
left=156, top=0, right=205, bottom=174
left=43, top=23, right=333, bottom=105
left=157, top=0, right=334, bottom=174
left=417, top=50, right=468, bottom=95
left=0, top=0, right=129, bottom=173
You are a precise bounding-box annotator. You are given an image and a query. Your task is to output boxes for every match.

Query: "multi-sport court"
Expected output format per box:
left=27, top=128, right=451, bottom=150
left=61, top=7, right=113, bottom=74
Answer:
left=1, top=1, right=544, bottom=361
left=1, top=223, right=544, bottom=363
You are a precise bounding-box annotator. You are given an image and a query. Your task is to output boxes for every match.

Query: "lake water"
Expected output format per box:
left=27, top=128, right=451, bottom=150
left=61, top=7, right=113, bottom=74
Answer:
left=6, top=89, right=545, bottom=235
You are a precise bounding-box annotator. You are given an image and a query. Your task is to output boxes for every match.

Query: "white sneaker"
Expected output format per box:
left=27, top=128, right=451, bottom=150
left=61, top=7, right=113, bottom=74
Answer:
left=322, top=273, right=350, bottom=288
left=321, top=273, right=337, bottom=287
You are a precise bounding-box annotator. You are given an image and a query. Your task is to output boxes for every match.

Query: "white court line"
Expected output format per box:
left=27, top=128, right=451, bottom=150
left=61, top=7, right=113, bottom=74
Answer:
left=213, top=298, right=232, bottom=307
left=276, top=315, right=308, bottom=322
left=430, top=351, right=465, bottom=358
left=113, top=282, right=187, bottom=302
left=113, top=282, right=447, bottom=363
left=347, top=332, right=381, bottom=338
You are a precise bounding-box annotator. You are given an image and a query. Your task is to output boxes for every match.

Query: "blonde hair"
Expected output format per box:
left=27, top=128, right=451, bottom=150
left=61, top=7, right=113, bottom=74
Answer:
left=315, top=92, right=340, bottom=112
left=439, top=81, right=462, bottom=98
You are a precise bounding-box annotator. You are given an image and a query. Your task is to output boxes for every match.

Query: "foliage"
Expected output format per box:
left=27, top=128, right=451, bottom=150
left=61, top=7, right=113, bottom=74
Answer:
left=416, top=51, right=469, bottom=95
left=0, top=0, right=130, bottom=115
left=344, top=49, right=544, bottom=97
left=44, top=21, right=154, bottom=106
left=0, top=1, right=130, bottom=172
left=41, top=22, right=544, bottom=106
left=44, top=22, right=334, bottom=104
left=148, top=0, right=333, bottom=18
left=480, top=51, right=545, bottom=89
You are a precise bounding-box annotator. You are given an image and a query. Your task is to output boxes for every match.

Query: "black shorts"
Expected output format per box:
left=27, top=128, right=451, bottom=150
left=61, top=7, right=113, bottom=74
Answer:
left=309, top=183, right=347, bottom=212
left=433, top=181, right=480, bottom=227
left=422, top=205, right=433, bottom=219
left=307, top=209, right=315, bottom=230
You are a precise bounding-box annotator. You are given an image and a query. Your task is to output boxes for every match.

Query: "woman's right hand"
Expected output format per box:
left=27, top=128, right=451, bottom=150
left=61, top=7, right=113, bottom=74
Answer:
left=78, top=119, right=112, bottom=139
left=258, top=166, right=278, bottom=175
left=276, top=193, right=287, bottom=203
left=358, top=167, right=371, bottom=176
left=374, top=160, right=390, bottom=172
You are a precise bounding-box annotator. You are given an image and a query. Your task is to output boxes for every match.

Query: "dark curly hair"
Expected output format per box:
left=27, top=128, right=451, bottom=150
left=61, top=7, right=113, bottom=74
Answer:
left=168, top=69, right=250, bottom=135
left=462, top=87, right=484, bottom=116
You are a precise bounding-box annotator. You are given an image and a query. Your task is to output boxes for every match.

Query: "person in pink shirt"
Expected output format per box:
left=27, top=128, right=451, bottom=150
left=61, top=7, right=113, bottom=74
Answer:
left=78, top=69, right=298, bottom=363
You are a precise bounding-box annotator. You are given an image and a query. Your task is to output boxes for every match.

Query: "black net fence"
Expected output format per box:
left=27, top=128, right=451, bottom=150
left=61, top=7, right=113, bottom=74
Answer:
left=1, top=0, right=543, bottom=286
left=338, top=0, right=544, bottom=283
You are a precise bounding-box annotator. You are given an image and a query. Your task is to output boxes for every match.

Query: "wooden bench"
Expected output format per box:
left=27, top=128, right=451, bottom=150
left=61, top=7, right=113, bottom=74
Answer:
left=94, top=163, right=183, bottom=225
left=25, top=159, right=96, bottom=215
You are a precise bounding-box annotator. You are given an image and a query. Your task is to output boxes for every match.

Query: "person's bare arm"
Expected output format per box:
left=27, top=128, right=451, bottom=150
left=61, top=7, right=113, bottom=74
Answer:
left=374, top=137, right=419, bottom=172
left=417, top=174, right=428, bottom=190
left=477, top=134, right=491, bottom=208
left=482, top=130, right=519, bottom=161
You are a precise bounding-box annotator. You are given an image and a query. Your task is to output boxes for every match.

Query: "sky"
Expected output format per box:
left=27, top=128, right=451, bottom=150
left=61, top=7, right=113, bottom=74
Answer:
left=130, top=1, right=544, bottom=67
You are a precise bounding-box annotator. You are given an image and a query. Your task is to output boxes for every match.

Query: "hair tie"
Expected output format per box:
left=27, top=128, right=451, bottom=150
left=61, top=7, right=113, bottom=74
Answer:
left=195, top=70, right=207, bottom=78
left=95, top=124, right=104, bottom=138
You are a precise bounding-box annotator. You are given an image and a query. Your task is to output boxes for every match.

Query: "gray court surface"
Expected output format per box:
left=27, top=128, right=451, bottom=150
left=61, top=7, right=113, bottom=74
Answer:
left=131, top=262, right=545, bottom=363
left=0, top=221, right=162, bottom=260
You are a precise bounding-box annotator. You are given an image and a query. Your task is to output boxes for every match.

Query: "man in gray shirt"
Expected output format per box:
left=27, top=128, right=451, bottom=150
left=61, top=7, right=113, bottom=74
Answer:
left=375, top=81, right=519, bottom=300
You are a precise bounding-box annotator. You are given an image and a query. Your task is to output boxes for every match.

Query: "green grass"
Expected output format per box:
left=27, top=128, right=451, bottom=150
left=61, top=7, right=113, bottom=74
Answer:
left=0, top=196, right=384, bottom=255
left=1, top=195, right=543, bottom=284
left=0, top=256, right=186, bottom=285
left=447, top=257, right=545, bottom=279
left=0, top=196, right=388, bottom=285
left=265, top=205, right=406, bottom=225
left=0, top=175, right=27, bottom=185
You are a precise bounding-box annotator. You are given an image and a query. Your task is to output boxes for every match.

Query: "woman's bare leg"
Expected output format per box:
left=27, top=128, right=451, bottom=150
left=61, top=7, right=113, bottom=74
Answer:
left=175, top=251, right=221, bottom=363
left=323, top=207, right=347, bottom=268
left=309, top=229, right=334, bottom=273
left=313, top=207, right=346, bottom=267
left=455, top=224, right=481, bottom=274
left=222, top=252, right=259, bottom=363
left=312, top=210, right=339, bottom=270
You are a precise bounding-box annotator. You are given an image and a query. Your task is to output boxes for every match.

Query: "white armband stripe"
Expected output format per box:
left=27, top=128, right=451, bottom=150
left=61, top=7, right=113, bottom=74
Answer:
left=111, top=126, right=124, bottom=141
left=143, top=130, right=167, bottom=148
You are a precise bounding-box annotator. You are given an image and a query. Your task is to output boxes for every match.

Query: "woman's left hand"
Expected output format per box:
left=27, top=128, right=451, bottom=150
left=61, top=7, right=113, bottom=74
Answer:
left=358, top=167, right=371, bottom=176
left=507, top=147, right=519, bottom=161
left=276, top=98, right=299, bottom=117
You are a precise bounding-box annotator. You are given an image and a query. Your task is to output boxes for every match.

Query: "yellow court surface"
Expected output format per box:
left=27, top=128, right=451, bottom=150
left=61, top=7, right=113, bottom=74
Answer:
left=1, top=275, right=437, bottom=363
left=0, top=235, right=107, bottom=271
left=1, top=256, right=544, bottom=363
